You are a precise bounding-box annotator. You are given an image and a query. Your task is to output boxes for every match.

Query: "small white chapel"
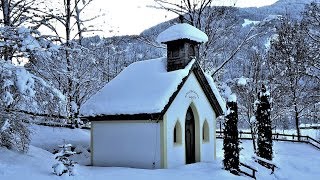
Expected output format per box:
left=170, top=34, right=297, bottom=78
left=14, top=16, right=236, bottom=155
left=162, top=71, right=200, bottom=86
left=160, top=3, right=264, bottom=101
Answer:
left=80, top=22, right=225, bottom=169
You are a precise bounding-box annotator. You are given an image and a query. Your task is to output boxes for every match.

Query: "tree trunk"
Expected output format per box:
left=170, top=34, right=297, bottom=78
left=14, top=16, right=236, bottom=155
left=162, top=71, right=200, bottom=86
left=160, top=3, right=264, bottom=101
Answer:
left=64, top=0, right=76, bottom=127
left=75, top=0, right=83, bottom=45
left=292, top=83, right=301, bottom=141
left=1, top=0, right=11, bottom=61
left=294, top=105, right=301, bottom=141
left=1, top=0, right=10, bottom=26
left=250, top=125, right=257, bottom=152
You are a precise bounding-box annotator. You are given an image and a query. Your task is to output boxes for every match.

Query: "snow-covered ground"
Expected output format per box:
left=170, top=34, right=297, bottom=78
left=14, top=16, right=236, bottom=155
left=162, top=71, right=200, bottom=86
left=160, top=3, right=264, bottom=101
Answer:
left=1, top=125, right=320, bottom=179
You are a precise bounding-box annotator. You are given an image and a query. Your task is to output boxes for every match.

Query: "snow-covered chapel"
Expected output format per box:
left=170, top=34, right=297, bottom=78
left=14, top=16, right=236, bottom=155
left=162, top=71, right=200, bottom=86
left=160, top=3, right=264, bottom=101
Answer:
left=80, top=23, right=225, bottom=169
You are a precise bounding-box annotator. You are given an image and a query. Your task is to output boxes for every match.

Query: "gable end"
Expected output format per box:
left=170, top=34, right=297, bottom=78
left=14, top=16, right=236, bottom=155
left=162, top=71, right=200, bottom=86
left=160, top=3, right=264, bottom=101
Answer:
left=192, top=63, right=224, bottom=116
left=159, top=62, right=224, bottom=117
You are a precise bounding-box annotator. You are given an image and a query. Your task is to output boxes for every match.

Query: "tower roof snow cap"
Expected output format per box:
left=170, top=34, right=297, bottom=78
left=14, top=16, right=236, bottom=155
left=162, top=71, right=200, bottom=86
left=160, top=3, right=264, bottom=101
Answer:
left=156, top=23, right=208, bottom=44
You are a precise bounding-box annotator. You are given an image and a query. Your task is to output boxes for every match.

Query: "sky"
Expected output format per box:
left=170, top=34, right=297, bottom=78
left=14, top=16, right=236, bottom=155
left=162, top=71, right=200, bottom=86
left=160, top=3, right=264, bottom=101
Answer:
left=88, top=0, right=279, bottom=37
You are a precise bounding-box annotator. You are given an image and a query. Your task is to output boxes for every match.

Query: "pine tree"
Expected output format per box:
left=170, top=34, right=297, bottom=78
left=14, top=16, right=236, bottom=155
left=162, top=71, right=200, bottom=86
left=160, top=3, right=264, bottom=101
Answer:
left=256, top=84, right=273, bottom=165
left=223, top=94, right=240, bottom=174
left=52, top=144, right=77, bottom=176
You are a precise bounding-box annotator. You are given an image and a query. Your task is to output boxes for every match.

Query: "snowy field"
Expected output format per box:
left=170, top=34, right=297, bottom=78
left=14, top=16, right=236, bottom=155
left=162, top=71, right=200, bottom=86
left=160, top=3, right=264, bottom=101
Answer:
left=1, top=125, right=320, bottom=179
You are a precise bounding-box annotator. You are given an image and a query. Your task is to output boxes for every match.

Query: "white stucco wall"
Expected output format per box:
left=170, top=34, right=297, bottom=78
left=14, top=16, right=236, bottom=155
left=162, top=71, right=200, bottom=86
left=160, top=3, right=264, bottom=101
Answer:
left=164, top=72, right=217, bottom=168
left=91, top=121, right=161, bottom=169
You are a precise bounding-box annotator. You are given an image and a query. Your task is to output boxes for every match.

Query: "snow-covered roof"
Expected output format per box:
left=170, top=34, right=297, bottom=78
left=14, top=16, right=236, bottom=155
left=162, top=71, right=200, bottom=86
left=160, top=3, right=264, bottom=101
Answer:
left=204, top=73, right=226, bottom=113
left=80, top=58, right=194, bottom=116
left=156, top=23, right=208, bottom=44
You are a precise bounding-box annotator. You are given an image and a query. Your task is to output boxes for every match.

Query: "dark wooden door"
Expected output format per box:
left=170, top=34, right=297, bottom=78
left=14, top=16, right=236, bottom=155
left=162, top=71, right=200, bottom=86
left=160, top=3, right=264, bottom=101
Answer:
left=185, top=107, right=195, bottom=164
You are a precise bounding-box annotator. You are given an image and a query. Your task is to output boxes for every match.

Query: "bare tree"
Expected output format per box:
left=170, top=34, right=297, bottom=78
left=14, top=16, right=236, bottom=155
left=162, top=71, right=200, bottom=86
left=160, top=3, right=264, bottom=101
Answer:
left=26, top=0, right=104, bottom=127
left=153, top=0, right=214, bottom=29
left=152, top=0, right=268, bottom=77
left=73, top=0, right=102, bottom=45
left=302, top=2, right=320, bottom=81
left=268, top=17, right=318, bottom=140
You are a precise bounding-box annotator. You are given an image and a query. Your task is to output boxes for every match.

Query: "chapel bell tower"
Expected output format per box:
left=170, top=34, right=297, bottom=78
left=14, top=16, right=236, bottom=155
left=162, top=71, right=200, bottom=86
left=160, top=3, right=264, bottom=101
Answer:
left=156, top=20, right=208, bottom=72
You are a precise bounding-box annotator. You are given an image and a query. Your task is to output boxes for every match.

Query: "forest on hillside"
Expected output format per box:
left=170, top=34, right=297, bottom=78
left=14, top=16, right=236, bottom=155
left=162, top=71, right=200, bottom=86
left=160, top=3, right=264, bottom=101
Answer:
left=0, top=0, right=319, bottom=152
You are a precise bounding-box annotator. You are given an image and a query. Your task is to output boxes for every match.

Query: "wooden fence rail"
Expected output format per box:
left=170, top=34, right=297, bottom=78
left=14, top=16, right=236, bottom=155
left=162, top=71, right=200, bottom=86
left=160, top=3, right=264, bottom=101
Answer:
left=216, top=131, right=320, bottom=150
left=239, top=162, right=257, bottom=179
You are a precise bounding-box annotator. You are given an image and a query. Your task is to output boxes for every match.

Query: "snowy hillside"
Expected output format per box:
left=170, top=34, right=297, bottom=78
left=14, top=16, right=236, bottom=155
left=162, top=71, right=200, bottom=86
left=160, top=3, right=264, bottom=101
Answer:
left=240, top=0, right=315, bottom=20
left=0, top=125, right=320, bottom=179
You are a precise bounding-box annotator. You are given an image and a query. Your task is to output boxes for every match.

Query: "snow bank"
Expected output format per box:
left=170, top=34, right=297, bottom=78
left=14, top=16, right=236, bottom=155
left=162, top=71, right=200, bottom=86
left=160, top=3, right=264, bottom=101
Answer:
left=0, top=144, right=243, bottom=179
left=0, top=145, right=55, bottom=178
left=157, top=23, right=208, bottom=43
left=80, top=58, right=195, bottom=116
left=30, top=125, right=90, bottom=153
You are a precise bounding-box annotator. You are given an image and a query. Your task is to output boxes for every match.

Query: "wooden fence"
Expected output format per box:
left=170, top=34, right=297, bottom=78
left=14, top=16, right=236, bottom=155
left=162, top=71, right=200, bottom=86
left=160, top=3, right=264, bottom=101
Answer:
left=239, top=162, right=257, bottom=179
left=216, top=131, right=320, bottom=150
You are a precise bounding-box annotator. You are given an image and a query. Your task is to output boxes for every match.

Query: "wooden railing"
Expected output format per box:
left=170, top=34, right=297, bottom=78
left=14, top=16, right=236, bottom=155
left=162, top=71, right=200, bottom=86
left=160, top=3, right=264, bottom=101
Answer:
left=272, top=133, right=320, bottom=150
left=252, top=156, right=277, bottom=174
left=216, top=131, right=320, bottom=150
left=239, top=162, right=257, bottom=179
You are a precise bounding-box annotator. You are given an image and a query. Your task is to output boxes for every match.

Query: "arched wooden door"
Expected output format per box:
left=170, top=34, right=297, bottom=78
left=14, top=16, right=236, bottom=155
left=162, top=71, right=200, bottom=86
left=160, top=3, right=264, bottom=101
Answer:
left=185, top=107, right=195, bottom=164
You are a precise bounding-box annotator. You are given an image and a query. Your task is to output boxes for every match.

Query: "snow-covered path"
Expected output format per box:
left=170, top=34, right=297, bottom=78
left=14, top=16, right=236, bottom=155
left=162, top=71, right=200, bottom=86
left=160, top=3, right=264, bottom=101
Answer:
left=1, top=125, right=320, bottom=179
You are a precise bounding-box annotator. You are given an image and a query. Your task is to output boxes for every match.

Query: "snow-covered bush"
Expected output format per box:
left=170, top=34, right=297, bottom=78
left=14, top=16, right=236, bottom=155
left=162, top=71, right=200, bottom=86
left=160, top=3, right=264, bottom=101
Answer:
left=0, top=117, right=30, bottom=154
left=0, top=26, right=43, bottom=63
left=0, top=60, right=33, bottom=152
left=0, top=115, right=30, bottom=152
left=0, top=58, right=65, bottom=152
left=52, top=144, right=77, bottom=176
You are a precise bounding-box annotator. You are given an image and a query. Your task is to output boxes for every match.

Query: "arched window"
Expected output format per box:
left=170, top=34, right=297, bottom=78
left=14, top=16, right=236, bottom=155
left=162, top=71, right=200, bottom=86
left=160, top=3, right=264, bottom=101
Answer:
left=174, top=120, right=182, bottom=144
left=202, top=120, right=209, bottom=142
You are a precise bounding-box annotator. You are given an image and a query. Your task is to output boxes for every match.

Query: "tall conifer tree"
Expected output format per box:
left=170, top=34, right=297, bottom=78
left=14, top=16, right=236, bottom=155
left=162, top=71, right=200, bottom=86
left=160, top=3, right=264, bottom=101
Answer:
left=256, top=84, right=273, bottom=164
left=223, top=95, right=240, bottom=174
